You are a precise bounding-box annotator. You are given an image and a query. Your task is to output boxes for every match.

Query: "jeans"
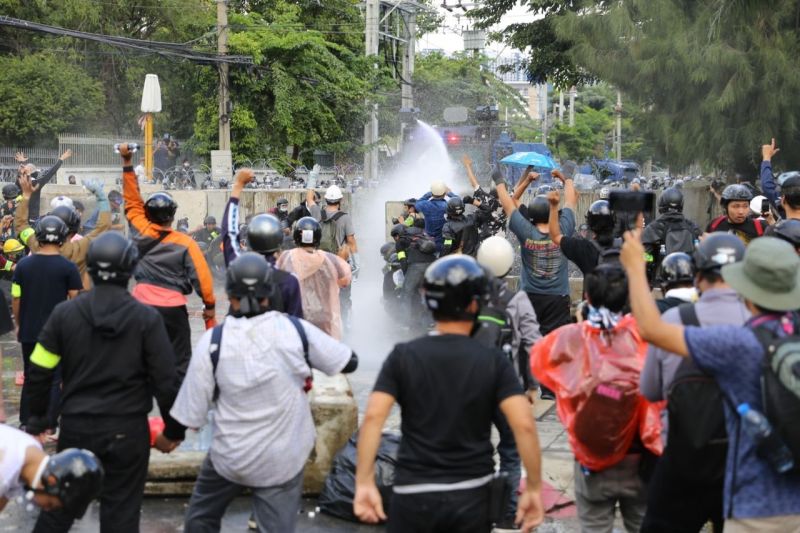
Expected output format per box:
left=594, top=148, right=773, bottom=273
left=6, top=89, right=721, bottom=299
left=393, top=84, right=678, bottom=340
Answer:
left=493, top=408, right=520, bottom=524
left=184, top=456, right=303, bottom=533
left=153, top=305, right=191, bottom=381
left=388, top=485, right=491, bottom=533
left=34, top=415, right=150, bottom=533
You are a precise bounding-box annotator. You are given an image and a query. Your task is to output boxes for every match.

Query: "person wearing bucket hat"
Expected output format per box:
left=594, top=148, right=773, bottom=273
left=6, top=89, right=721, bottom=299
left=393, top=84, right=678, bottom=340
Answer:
left=620, top=231, right=800, bottom=531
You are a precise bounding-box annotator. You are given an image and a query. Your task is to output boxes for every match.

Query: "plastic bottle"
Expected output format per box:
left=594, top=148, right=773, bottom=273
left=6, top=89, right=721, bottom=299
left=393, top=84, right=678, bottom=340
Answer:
left=659, top=244, right=667, bottom=257
left=737, top=403, right=795, bottom=474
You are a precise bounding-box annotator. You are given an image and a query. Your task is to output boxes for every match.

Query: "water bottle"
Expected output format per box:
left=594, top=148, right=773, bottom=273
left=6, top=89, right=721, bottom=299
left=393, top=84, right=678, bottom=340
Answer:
left=659, top=244, right=667, bottom=257
left=737, top=403, right=795, bottom=474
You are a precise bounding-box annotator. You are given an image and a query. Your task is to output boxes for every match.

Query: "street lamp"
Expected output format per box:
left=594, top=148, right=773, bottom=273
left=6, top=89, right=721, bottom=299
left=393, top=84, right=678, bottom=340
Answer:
left=141, top=74, right=162, bottom=182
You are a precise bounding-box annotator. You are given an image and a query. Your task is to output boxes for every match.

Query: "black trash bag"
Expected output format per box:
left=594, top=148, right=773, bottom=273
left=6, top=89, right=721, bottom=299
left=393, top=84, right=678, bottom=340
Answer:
left=318, top=431, right=401, bottom=522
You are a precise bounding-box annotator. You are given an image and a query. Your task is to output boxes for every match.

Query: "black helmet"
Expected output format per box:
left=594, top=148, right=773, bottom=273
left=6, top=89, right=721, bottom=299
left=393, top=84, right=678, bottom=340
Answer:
left=403, top=198, right=417, bottom=207
left=35, top=215, right=69, bottom=245
left=204, top=215, right=217, bottom=226
left=720, top=184, right=753, bottom=208
left=422, top=255, right=487, bottom=320
left=390, top=223, right=405, bottom=239
left=659, top=252, right=695, bottom=287
left=293, top=216, right=321, bottom=247
left=87, top=231, right=139, bottom=284
left=658, top=187, right=684, bottom=214
left=693, top=233, right=746, bottom=273
left=144, top=192, right=178, bottom=224
left=380, top=242, right=395, bottom=259
left=770, top=219, right=800, bottom=250
left=446, top=196, right=464, bottom=217
left=536, top=184, right=555, bottom=196
left=226, top=252, right=273, bottom=317
left=527, top=195, right=550, bottom=224
left=586, top=200, right=615, bottom=235
left=50, top=205, right=81, bottom=235
left=247, top=214, right=282, bottom=254
left=40, top=448, right=104, bottom=518
left=2, top=183, right=20, bottom=200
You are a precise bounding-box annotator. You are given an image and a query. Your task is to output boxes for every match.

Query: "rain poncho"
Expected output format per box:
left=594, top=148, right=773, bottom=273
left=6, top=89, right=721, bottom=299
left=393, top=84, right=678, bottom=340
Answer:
left=277, top=248, right=351, bottom=339
left=531, top=315, right=662, bottom=471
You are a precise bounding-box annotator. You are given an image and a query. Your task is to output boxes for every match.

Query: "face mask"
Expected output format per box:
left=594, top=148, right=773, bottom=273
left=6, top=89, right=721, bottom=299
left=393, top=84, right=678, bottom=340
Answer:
left=279, top=205, right=289, bottom=213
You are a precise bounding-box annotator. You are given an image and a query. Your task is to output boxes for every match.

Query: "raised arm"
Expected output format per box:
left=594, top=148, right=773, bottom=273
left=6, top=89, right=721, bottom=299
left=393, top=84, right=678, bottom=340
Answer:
left=222, top=169, right=255, bottom=266
left=492, top=169, right=518, bottom=217
left=552, top=168, right=577, bottom=211
left=15, top=175, right=39, bottom=252
left=547, top=190, right=563, bottom=245
left=513, top=169, right=537, bottom=204
left=462, top=154, right=480, bottom=190
left=761, top=138, right=780, bottom=208
left=120, top=144, right=151, bottom=235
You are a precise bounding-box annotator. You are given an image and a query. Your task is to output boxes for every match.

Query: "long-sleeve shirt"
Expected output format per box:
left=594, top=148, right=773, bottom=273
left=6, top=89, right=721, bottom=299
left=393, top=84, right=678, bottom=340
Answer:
left=15, top=159, right=61, bottom=223
left=220, top=197, right=303, bottom=317
left=760, top=160, right=780, bottom=210
left=640, top=288, right=750, bottom=443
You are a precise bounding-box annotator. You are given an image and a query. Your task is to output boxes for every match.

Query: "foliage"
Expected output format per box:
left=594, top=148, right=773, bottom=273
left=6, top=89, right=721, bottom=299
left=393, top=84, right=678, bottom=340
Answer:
left=554, top=0, right=800, bottom=173
left=0, top=53, right=104, bottom=145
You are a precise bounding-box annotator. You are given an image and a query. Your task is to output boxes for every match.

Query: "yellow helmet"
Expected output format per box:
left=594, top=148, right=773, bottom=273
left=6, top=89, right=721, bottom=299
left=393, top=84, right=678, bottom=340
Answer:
left=3, top=239, right=24, bottom=254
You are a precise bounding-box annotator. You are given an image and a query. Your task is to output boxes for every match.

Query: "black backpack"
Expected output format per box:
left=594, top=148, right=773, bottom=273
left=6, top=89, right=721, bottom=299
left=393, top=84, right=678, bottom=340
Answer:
left=750, top=314, right=800, bottom=472
left=664, top=218, right=697, bottom=255
left=665, top=304, right=728, bottom=483
left=591, top=237, right=622, bottom=266
left=472, top=287, right=522, bottom=381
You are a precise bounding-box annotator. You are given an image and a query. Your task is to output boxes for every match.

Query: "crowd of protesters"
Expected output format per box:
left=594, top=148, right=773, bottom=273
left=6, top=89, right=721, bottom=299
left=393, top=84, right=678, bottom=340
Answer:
left=1, top=137, right=800, bottom=533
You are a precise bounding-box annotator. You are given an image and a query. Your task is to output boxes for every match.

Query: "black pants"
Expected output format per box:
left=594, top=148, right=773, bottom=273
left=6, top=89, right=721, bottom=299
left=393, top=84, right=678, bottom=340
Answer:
left=34, top=415, right=150, bottom=533
left=20, top=342, right=61, bottom=428
left=640, top=454, right=724, bottom=533
left=388, top=486, right=491, bottom=533
left=402, top=263, right=429, bottom=329
left=526, top=293, right=571, bottom=335
left=154, top=305, right=191, bottom=381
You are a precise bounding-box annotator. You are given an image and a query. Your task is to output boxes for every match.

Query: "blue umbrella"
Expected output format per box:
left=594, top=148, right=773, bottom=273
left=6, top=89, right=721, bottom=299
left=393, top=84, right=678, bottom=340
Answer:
left=500, top=151, right=559, bottom=170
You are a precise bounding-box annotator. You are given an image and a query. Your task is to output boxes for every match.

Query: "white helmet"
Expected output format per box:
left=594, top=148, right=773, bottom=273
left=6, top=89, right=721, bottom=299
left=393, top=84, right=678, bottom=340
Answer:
left=325, top=185, right=343, bottom=203
left=430, top=180, right=447, bottom=197
left=750, top=195, right=768, bottom=215
left=50, top=195, right=74, bottom=209
left=477, top=236, right=515, bottom=278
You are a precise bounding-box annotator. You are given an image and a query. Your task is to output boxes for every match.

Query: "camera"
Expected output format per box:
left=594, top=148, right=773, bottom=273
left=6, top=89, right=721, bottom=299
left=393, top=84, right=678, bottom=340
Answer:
left=29, top=169, right=40, bottom=185
left=114, top=143, right=139, bottom=154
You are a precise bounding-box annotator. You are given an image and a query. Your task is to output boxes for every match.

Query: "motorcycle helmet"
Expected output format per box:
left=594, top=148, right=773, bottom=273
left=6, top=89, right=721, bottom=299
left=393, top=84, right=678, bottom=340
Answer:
left=659, top=252, right=695, bottom=288
left=446, top=196, right=465, bottom=218
left=770, top=219, right=800, bottom=252
left=527, top=196, right=550, bottom=224
left=247, top=214, right=283, bottom=254
left=87, top=231, right=139, bottom=285
left=50, top=205, right=81, bottom=235
left=423, top=255, right=487, bottom=320
left=226, top=252, right=273, bottom=317
left=34, top=215, right=69, bottom=246
left=2, top=183, right=20, bottom=201
left=293, top=216, right=321, bottom=247
left=658, top=187, right=684, bottom=214
left=39, top=448, right=104, bottom=519
left=476, top=236, right=514, bottom=278
left=586, top=200, right=615, bottom=235
left=693, top=233, right=746, bottom=273
left=144, top=192, right=178, bottom=224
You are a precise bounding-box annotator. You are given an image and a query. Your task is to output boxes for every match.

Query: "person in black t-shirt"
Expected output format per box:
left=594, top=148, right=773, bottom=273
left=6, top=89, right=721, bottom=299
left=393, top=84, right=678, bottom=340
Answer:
left=12, top=215, right=82, bottom=429
left=354, top=255, right=544, bottom=533
left=550, top=196, right=617, bottom=278
left=706, top=184, right=766, bottom=244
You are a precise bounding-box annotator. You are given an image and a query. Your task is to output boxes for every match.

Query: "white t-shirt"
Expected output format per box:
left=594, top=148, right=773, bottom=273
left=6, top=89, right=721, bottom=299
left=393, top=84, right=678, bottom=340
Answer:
left=0, top=425, right=41, bottom=501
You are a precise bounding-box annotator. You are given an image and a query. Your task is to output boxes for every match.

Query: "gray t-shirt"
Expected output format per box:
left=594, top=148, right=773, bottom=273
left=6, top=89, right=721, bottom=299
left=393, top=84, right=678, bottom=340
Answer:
left=310, top=204, right=355, bottom=250
left=509, top=208, right=575, bottom=295
left=170, top=312, right=351, bottom=487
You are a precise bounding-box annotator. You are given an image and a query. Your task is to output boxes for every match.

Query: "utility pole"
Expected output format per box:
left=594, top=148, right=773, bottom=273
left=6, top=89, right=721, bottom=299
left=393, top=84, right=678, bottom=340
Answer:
left=615, top=90, right=622, bottom=160
left=541, top=84, right=548, bottom=145
left=558, top=91, right=564, bottom=123
left=212, top=0, right=233, bottom=184
left=364, top=0, right=380, bottom=183
left=568, top=87, right=576, bottom=127
left=401, top=12, right=415, bottom=112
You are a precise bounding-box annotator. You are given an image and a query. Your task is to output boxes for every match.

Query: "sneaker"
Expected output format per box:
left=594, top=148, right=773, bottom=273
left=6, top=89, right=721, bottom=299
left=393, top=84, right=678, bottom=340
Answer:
left=15, top=371, right=24, bottom=386
left=539, top=388, right=556, bottom=401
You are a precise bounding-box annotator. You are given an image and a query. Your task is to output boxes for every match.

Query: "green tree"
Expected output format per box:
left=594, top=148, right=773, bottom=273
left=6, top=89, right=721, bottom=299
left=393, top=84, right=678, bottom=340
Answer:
left=555, top=0, right=800, bottom=173
left=0, top=53, right=104, bottom=145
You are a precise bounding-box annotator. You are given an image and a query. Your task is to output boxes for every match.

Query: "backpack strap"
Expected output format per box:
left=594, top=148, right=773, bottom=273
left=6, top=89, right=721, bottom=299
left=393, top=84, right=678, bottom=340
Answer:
left=753, top=217, right=765, bottom=236
left=709, top=216, right=726, bottom=232
left=138, top=230, right=170, bottom=257
left=209, top=324, right=224, bottom=402
left=678, top=303, right=700, bottom=327
left=286, top=315, right=310, bottom=368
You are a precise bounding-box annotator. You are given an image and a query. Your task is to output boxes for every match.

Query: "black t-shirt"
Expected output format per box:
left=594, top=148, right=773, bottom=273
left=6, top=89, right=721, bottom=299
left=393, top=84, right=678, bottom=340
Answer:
left=12, top=254, right=82, bottom=343
left=560, top=236, right=600, bottom=275
left=374, top=334, right=523, bottom=485
left=706, top=216, right=765, bottom=245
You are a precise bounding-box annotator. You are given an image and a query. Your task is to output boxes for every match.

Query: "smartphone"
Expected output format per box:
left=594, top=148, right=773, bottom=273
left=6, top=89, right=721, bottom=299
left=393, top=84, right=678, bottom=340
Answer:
left=608, top=190, right=655, bottom=213
left=114, top=143, right=139, bottom=153
left=761, top=198, right=770, bottom=215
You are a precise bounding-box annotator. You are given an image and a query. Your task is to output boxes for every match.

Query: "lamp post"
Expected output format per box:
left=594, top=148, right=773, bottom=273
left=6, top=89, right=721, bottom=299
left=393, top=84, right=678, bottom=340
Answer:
left=141, top=74, right=162, bottom=182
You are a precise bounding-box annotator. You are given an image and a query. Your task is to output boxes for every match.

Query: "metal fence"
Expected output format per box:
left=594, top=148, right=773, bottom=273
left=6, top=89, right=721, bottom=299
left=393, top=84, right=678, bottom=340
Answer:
left=0, top=147, right=60, bottom=182
left=58, top=133, right=145, bottom=168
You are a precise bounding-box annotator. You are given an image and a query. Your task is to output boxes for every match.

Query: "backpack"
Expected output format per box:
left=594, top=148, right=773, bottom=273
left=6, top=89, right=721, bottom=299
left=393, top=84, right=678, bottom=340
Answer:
left=472, top=287, right=516, bottom=357
left=209, top=314, right=311, bottom=401
left=591, top=237, right=622, bottom=266
left=409, top=231, right=437, bottom=255
left=665, top=304, right=727, bottom=482
left=749, top=313, right=800, bottom=471
left=663, top=218, right=697, bottom=255
left=319, top=211, right=346, bottom=254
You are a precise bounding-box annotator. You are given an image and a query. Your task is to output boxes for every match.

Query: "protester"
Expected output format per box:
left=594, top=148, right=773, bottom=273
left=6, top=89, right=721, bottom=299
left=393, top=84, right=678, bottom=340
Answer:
left=1, top=425, right=103, bottom=517
left=120, top=143, right=216, bottom=379
left=192, top=216, right=220, bottom=246
left=759, top=138, right=798, bottom=219
left=550, top=197, right=616, bottom=281
left=463, top=154, right=507, bottom=239
left=654, top=252, right=697, bottom=312
left=12, top=215, right=82, bottom=430
left=706, top=184, right=765, bottom=244
left=640, top=233, right=748, bottom=533
left=476, top=236, right=542, bottom=527
left=23, top=231, right=185, bottom=531
left=169, top=253, right=357, bottom=532
left=393, top=218, right=436, bottom=330
left=276, top=217, right=351, bottom=339
left=770, top=219, right=800, bottom=253
left=642, top=187, right=701, bottom=281
left=620, top=227, right=800, bottom=532
left=354, top=255, right=544, bottom=533
left=394, top=198, right=420, bottom=227
left=221, top=169, right=303, bottom=317
left=415, top=181, right=458, bottom=252
left=441, top=195, right=489, bottom=256
left=14, top=149, right=73, bottom=224
left=531, top=262, right=662, bottom=533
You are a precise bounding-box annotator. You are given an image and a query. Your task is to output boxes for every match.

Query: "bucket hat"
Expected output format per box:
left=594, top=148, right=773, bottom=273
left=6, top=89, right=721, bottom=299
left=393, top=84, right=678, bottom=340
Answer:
left=721, top=237, right=800, bottom=311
